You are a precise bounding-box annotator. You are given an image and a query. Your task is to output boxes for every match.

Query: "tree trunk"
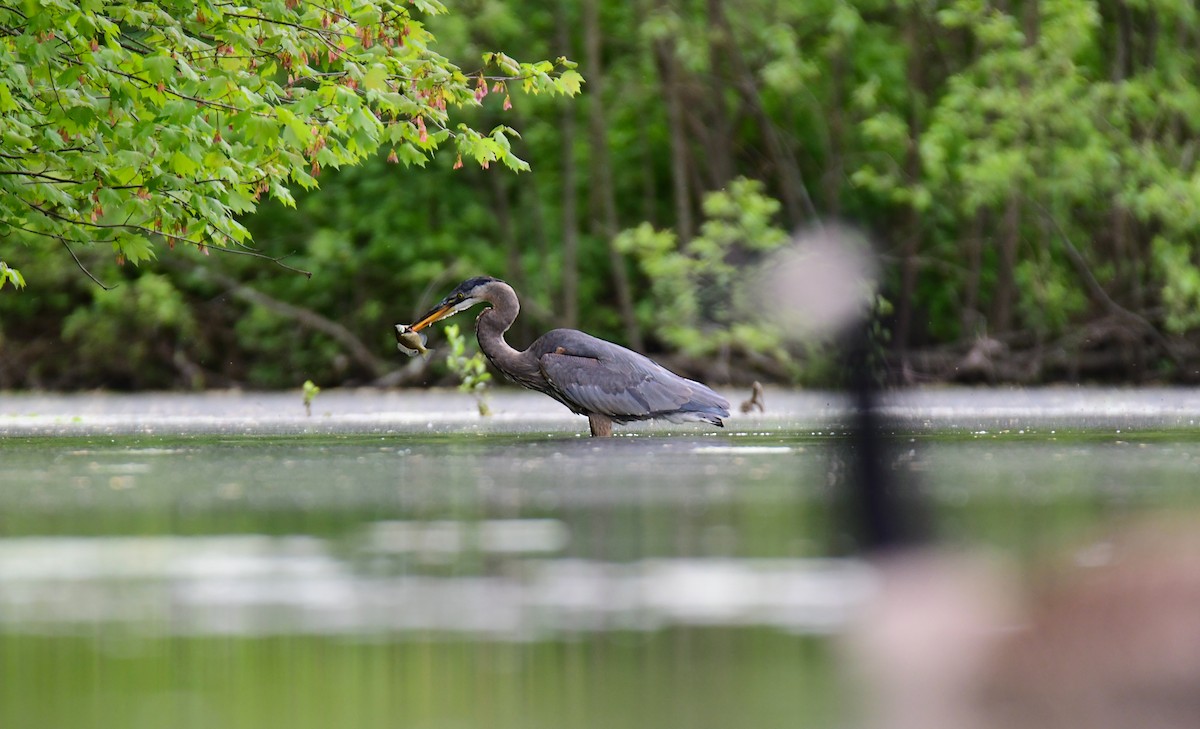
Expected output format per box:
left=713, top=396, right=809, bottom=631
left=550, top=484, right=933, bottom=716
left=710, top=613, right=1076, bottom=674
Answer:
left=631, top=0, right=659, bottom=226
left=825, top=47, right=846, bottom=216
left=722, top=21, right=815, bottom=228
left=893, top=5, right=927, bottom=356
left=652, top=4, right=694, bottom=243
left=1022, top=0, right=1040, bottom=45
left=583, top=0, right=643, bottom=349
left=992, top=195, right=1022, bottom=333
left=1113, top=0, right=1133, bottom=80
left=962, top=209, right=985, bottom=335
left=704, top=0, right=735, bottom=189
left=556, top=0, right=579, bottom=328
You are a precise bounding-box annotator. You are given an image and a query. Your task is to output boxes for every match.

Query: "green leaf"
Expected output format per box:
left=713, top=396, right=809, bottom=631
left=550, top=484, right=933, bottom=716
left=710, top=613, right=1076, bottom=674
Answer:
left=170, top=151, right=200, bottom=176
left=0, top=262, right=26, bottom=290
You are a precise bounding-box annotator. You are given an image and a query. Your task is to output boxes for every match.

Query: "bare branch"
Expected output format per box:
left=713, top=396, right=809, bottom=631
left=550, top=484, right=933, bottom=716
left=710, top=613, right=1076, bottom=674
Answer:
left=1028, top=197, right=1183, bottom=365
left=61, top=238, right=117, bottom=290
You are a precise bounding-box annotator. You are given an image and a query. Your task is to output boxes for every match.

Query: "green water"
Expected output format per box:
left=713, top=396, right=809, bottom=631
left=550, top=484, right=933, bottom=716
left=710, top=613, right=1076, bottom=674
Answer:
left=2, top=632, right=839, bottom=729
left=2, top=429, right=1198, bottom=729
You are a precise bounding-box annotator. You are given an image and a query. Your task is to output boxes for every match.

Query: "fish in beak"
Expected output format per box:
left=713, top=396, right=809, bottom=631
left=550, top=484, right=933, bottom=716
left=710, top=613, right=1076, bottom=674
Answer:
left=394, top=325, right=431, bottom=357
left=395, top=291, right=481, bottom=357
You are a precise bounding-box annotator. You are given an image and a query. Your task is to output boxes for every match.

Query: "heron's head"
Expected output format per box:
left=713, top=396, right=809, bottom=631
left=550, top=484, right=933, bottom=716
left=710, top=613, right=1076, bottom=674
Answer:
left=410, top=276, right=506, bottom=331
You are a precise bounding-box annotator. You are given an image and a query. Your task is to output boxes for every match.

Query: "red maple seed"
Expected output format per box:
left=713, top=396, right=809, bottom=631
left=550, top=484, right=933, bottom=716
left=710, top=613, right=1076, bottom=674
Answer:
left=503, top=95, right=512, bottom=111
left=387, top=149, right=399, bottom=163
left=453, top=155, right=463, bottom=170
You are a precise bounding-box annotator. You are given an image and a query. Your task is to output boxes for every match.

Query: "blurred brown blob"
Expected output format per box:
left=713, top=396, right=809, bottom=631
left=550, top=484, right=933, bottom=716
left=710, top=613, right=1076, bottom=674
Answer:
left=847, top=519, right=1200, bottom=729
left=844, top=551, right=1018, bottom=729
left=981, top=520, right=1200, bottom=729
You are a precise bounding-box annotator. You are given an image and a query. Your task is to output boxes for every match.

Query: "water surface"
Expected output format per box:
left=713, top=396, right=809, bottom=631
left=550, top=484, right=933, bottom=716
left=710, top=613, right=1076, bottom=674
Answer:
left=2, top=388, right=1198, bottom=729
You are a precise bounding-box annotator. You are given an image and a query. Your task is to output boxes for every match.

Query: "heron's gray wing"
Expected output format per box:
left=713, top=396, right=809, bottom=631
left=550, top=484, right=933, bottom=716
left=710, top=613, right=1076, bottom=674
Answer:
left=536, top=331, right=727, bottom=420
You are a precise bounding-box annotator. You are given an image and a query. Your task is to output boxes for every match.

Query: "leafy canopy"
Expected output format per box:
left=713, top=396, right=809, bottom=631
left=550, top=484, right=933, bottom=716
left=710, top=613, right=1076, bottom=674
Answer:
left=0, top=0, right=582, bottom=287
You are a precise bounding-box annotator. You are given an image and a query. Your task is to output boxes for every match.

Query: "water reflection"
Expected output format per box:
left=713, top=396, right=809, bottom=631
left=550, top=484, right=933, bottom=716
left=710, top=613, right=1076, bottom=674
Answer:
left=0, top=530, right=874, bottom=637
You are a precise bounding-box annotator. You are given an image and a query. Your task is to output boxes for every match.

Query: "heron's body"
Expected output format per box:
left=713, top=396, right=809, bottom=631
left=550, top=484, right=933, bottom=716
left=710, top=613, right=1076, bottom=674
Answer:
left=404, top=277, right=730, bottom=436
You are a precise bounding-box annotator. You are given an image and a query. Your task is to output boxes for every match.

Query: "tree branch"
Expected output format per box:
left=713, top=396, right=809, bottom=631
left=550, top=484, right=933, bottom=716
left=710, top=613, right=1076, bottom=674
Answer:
left=1028, top=197, right=1183, bottom=365
left=61, top=237, right=116, bottom=290
left=18, top=196, right=313, bottom=278
left=185, top=263, right=390, bottom=378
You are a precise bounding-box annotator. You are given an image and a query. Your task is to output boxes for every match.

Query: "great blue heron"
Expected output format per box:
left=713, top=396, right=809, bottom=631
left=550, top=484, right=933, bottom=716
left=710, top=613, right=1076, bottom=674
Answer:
left=401, top=276, right=730, bottom=436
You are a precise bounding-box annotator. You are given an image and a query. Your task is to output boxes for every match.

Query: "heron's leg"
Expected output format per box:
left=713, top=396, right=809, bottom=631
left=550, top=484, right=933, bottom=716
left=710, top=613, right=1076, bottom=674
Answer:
left=587, top=413, right=613, bottom=437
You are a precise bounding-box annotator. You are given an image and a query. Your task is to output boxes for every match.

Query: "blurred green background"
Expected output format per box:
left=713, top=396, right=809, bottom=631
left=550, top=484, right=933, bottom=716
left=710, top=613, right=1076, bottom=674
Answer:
left=4, top=0, right=1200, bottom=390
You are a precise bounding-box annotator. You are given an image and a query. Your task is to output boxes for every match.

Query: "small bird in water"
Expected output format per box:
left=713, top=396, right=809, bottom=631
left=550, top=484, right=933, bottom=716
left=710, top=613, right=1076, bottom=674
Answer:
left=399, top=276, right=730, bottom=436
left=740, top=381, right=766, bottom=414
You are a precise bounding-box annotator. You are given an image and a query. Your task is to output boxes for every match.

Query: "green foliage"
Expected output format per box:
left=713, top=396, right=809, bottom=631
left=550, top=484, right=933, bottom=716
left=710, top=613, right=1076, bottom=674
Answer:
left=1153, top=237, right=1200, bottom=335
left=443, top=323, right=491, bottom=416
left=848, top=0, right=1200, bottom=346
left=0, top=0, right=580, bottom=285
left=617, top=178, right=791, bottom=366
left=302, top=379, right=320, bottom=416
left=0, top=261, right=25, bottom=290
left=60, top=272, right=200, bottom=388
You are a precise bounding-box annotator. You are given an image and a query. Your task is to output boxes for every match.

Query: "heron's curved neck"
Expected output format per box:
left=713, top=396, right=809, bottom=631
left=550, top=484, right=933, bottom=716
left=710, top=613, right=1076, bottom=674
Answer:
left=475, top=283, right=535, bottom=378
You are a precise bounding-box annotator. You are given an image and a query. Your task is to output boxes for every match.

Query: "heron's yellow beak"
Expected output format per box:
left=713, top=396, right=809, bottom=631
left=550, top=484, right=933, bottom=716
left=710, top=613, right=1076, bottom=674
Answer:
left=410, top=302, right=456, bottom=332
left=410, top=295, right=478, bottom=331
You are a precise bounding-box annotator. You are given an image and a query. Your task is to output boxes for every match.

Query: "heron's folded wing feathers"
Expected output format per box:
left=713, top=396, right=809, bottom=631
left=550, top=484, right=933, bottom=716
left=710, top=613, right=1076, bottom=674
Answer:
left=539, top=349, right=692, bottom=418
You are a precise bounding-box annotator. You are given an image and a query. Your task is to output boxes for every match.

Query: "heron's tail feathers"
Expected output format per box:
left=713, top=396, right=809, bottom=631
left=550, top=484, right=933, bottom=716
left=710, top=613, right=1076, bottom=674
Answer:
left=668, top=383, right=731, bottom=428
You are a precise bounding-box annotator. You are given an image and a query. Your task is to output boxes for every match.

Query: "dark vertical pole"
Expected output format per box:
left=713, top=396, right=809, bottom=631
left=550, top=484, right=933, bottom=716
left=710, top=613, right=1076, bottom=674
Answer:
left=841, top=317, right=928, bottom=555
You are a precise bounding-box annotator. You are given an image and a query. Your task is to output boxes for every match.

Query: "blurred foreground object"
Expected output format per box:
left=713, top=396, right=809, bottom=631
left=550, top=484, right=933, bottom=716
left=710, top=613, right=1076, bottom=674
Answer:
left=769, top=226, right=1200, bottom=729
left=750, top=225, right=880, bottom=345
left=980, top=520, right=1200, bottom=729
left=848, top=522, right=1200, bottom=729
